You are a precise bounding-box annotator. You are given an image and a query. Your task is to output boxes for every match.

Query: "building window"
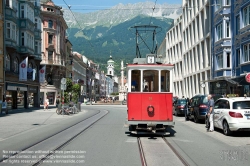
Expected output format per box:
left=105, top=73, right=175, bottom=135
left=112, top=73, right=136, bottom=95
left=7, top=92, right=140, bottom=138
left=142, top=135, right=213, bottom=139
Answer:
left=21, top=5, right=24, bottom=18
left=236, top=15, right=240, bottom=35
left=6, top=23, right=10, bottom=39
left=225, top=0, right=230, bottom=5
left=11, top=24, right=16, bottom=40
left=48, top=51, right=53, bottom=60
left=48, top=34, right=53, bottom=44
left=21, top=32, right=25, bottom=46
left=6, top=54, right=10, bottom=71
left=6, top=0, right=10, bottom=7
left=48, top=20, right=53, bottom=28
left=47, top=8, right=54, bottom=12
left=243, top=6, right=250, bottom=27
left=243, top=44, right=250, bottom=62
left=225, top=21, right=230, bottom=38
left=215, top=0, right=222, bottom=11
left=35, top=41, right=38, bottom=53
left=216, top=23, right=222, bottom=41
left=35, top=18, right=37, bottom=29
left=217, top=54, right=223, bottom=69
left=13, top=57, right=18, bottom=73
left=237, top=49, right=240, bottom=66
left=6, top=21, right=17, bottom=41
left=226, top=53, right=231, bottom=68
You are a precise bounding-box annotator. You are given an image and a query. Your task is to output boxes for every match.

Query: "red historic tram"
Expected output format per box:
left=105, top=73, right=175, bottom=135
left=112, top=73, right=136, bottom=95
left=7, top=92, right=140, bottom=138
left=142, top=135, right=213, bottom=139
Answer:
left=125, top=25, right=175, bottom=135
left=125, top=56, right=174, bottom=135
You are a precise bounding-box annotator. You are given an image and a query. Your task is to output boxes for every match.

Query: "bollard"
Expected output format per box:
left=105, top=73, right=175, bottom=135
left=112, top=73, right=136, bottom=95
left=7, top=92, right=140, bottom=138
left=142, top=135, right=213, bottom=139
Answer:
left=77, top=102, right=81, bottom=112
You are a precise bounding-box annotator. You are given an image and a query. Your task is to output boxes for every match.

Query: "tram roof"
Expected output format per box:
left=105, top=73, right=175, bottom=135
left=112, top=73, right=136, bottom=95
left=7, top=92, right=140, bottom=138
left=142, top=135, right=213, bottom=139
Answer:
left=126, top=63, right=174, bottom=69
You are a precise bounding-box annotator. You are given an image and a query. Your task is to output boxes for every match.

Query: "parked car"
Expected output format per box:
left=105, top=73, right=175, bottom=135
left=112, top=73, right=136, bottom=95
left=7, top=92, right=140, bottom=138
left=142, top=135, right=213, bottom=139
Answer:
left=187, top=94, right=222, bottom=123
left=173, top=96, right=178, bottom=104
left=210, top=97, right=250, bottom=136
left=173, top=99, right=188, bottom=116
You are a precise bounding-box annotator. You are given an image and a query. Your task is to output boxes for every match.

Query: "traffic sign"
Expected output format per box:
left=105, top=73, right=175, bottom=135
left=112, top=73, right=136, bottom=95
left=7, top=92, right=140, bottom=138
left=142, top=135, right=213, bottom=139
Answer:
left=61, top=84, right=66, bottom=90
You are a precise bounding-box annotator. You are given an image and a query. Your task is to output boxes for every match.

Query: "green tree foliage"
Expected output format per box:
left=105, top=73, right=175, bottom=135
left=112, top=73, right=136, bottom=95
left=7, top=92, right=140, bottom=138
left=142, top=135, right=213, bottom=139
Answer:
left=72, top=84, right=81, bottom=103
left=62, top=78, right=80, bottom=104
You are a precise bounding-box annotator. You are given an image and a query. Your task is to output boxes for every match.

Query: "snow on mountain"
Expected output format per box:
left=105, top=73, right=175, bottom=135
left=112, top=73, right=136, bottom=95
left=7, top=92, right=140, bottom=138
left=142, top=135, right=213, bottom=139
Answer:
left=63, top=2, right=182, bottom=29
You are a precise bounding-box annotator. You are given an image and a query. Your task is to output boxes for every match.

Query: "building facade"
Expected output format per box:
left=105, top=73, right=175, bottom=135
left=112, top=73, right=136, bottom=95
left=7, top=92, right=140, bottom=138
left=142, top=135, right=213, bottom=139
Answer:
left=210, top=0, right=239, bottom=95
left=40, top=0, right=68, bottom=106
left=72, top=51, right=87, bottom=102
left=161, top=0, right=211, bottom=98
left=0, top=0, right=4, bottom=101
left=210, top=0, right=250, bottom=96
left=5, top=0, right=42, bottom=109
left=232, top=0, right=250, bottom=96
left=99, top=71, right=106, bottom=98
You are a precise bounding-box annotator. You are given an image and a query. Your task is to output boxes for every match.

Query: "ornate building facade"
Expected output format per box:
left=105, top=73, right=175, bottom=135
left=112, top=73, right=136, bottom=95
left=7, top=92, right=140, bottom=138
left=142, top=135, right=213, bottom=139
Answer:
left=40, top=0, right=68, bottom=106
left=5, top=0, right=42, bottom=109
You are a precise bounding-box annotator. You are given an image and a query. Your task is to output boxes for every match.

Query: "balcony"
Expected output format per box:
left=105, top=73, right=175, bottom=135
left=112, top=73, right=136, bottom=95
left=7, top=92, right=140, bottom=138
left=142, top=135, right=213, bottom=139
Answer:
left=5, top=7, right=18, bottom=23
left=41, top=58, right=65, bottom=66
left=19, top=19, right=35, bottom=33
left=18, top=46, right=34, bottom=55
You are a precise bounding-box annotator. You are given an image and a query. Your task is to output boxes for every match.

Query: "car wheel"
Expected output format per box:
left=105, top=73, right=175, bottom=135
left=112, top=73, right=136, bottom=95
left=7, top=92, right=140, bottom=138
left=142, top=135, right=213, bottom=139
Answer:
left=223, top=120, right=232, bottom=136
left=193, top=113, right=199, bottom=123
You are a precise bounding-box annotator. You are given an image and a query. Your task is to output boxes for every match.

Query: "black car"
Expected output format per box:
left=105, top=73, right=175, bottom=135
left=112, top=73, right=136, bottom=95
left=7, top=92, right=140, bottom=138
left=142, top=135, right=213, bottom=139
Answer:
left=173, top=99, right=188, bottom=116
left=187, top=94, right=222, bottom=123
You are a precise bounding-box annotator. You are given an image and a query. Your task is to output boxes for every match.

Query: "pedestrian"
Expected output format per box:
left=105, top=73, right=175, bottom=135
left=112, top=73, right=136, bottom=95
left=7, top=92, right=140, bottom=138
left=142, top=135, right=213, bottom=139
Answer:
left=56, top=98, right=59, bottom=108
left=206, top=94, right=214, bottom=132
left=44, top=98, right=49, bottom=111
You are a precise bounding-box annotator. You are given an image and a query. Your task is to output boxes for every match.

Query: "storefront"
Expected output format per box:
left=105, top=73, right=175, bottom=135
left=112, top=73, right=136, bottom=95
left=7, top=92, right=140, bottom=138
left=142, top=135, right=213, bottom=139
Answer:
left=6, top=83, right=27, bottom=109
left=40, top=87, right=59, bottom=106
left=28, top=86, right=38, bottom=108
left=208, top=78, right=240, bottom=96
left=232, top=74, right=250, bottom=97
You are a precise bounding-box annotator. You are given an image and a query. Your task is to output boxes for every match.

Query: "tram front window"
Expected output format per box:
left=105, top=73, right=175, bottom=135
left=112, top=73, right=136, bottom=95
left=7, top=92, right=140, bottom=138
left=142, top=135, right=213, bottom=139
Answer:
left=131, top=69, right=170, bottom=92
left=143, top=70, right=157, bottom=92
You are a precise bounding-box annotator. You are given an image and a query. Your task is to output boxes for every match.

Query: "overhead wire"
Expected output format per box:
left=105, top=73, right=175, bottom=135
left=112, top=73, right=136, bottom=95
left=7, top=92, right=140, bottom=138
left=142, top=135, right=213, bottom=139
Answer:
left=62, top=0, right=98, bottom=62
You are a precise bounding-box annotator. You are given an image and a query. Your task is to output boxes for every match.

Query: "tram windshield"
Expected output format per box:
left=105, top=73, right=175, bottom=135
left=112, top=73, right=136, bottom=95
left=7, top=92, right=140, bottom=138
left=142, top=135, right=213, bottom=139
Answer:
left=131, top=69, right=170, bottom=92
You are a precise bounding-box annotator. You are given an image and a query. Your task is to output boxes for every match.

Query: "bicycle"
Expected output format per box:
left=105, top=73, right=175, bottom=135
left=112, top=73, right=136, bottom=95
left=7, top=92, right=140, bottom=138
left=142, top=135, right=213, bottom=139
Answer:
left=56, top=107, right=71, bottom=115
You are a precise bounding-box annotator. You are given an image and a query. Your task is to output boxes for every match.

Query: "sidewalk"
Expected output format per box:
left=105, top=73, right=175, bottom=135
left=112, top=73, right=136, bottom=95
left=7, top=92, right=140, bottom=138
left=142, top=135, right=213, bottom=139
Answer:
left=0, top=105, right=85, bottom=141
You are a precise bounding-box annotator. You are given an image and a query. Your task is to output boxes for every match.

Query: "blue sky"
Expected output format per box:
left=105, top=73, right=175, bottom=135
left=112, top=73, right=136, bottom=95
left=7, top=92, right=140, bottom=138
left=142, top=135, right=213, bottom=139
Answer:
left=51, top=0, right=182, bottom=13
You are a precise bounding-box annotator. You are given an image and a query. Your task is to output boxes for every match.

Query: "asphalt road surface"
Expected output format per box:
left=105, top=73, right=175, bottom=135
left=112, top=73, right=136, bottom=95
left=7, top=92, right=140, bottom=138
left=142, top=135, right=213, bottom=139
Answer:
left=0, top=105, right=250, bottom=166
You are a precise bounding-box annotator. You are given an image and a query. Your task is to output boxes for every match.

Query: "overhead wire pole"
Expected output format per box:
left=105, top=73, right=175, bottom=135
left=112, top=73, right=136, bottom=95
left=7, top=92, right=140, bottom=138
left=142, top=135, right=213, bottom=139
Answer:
left=148, top=0, right=157, bottom=25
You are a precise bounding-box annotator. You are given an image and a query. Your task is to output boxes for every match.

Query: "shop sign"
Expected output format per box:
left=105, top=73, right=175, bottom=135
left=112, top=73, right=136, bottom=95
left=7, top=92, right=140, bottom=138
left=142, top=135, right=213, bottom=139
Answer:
left=28, top=86, right=37, bottom=92
left=7, top=85, right=27, bottom=91
left=245, top=73, right=250, bottom=83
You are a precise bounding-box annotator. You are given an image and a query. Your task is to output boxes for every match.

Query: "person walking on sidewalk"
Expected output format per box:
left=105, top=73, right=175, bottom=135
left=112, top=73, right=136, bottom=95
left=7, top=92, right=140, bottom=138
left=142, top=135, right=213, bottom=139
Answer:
left=44, top=98, right=49, bottom=111
left=207, top=94, right=214, bottom=132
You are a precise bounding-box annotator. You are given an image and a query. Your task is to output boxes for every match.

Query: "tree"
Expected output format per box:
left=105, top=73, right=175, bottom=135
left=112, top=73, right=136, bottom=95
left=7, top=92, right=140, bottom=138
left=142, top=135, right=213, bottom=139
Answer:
left=72, top=84, right=81, bottom=103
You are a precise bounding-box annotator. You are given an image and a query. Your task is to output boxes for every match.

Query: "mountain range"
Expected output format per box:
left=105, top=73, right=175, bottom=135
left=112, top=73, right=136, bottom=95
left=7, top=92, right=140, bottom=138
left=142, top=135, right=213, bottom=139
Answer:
left=63, top=2, right=182, bottom=73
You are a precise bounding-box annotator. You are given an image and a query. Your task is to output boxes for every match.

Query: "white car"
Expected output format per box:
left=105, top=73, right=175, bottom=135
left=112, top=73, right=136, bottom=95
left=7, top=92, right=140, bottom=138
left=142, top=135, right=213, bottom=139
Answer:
left=213, top=97, right=250, bottom=136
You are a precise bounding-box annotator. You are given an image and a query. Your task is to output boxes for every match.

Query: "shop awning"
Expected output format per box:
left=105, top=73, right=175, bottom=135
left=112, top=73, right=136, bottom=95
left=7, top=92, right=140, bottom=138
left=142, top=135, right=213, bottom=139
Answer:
left=202, top=77, right=239, bottom=85
left=232, top=75, right=250, bottom=85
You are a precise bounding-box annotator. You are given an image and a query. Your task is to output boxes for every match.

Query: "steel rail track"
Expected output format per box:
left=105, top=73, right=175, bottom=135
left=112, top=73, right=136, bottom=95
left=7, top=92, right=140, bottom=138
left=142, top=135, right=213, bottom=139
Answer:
left=162, top=137, right=189, bottom=166
left=0, top=110, right=108, bottom=165
left=137, top=137, right=147, bottom=166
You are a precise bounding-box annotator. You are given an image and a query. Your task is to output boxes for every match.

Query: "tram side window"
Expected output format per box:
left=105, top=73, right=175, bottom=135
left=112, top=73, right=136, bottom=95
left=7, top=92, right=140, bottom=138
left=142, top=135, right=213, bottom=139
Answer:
left=131, top=70, right=141, bottom=92
left=161, top=70, right=170, bottom=92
